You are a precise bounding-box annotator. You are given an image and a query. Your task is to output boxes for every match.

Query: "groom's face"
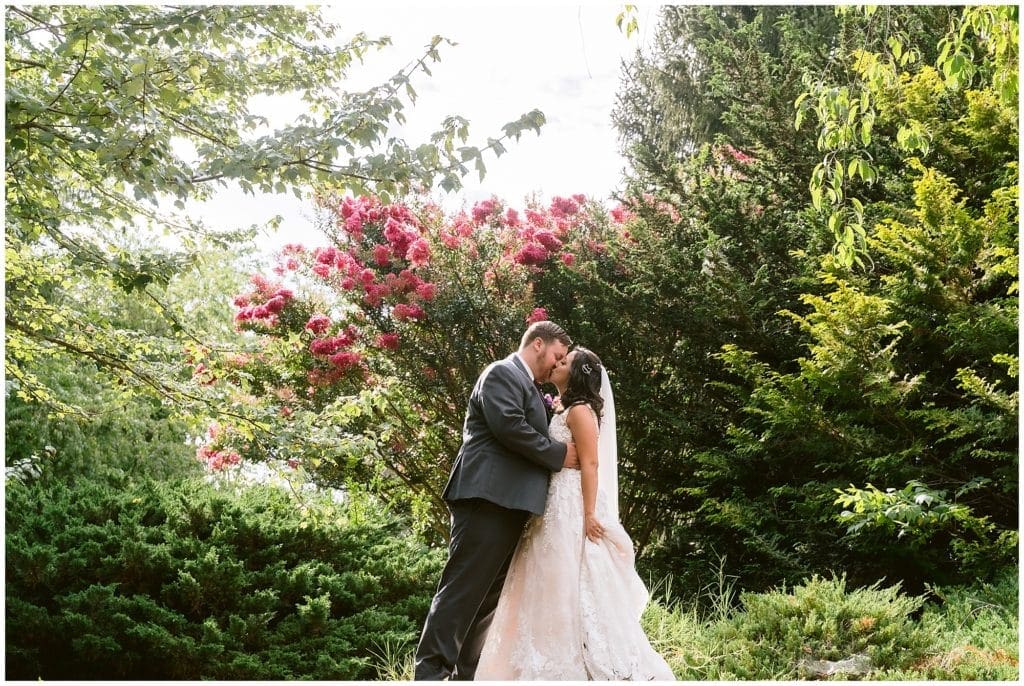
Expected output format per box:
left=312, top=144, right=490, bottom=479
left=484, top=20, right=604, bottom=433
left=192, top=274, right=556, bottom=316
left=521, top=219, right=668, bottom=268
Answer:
left=536, top=340, right=569, bottom=383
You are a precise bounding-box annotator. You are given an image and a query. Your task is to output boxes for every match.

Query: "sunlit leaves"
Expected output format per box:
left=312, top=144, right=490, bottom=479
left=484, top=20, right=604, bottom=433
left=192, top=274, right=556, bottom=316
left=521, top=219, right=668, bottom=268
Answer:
left=794, top=6, right=1017, bottom=268
left=5, top=5, right=548, bottom=416
left=615, top=4, right=640, bottom=39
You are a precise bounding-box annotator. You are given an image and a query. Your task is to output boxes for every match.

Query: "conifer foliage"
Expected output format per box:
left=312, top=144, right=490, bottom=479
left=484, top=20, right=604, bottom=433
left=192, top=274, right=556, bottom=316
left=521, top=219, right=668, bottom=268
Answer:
left=5, top=477, right=443, bottom=680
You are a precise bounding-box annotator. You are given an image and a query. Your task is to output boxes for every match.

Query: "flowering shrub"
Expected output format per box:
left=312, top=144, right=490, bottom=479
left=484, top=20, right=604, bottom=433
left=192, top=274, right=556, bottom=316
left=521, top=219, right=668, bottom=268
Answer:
left=192, top=192, right=634, bottom=533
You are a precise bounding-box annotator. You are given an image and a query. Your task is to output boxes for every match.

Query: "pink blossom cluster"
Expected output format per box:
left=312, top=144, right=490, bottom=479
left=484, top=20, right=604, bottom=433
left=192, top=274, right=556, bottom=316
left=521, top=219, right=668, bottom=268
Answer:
left=471, top=198, right=502, bottom=224
left=269, top=196, right=437, bottom=322
left=233, top=274, right=295, bottom=329
left=273, top=243, right=307, bottom=274
left=393, top=302, right=426, bottom=321
left=305, top=313, right=331, bottom=335
left=439, top=211, right=476, bottom=249
left=526, top=307, right=549, bottom=325
left=635, top=193, right=682, bottom=223
left=308, top=324, right=363, bottom=370
left=609, top=204, right=636, bottom=224
left=376, top=332, right=400, bottom=349
left=506, top=197, right=590, bottom=267
left=306, top=353, right=362, bottom=386
left=196, top=444, right=242, bottom=471
left=549, top=194, right=586, bottom=219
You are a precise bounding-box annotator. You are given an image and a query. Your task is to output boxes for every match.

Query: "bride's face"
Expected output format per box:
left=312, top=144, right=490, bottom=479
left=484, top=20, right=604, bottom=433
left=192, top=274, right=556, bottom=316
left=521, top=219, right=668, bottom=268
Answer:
left=549, top=350, right=576, bottom=389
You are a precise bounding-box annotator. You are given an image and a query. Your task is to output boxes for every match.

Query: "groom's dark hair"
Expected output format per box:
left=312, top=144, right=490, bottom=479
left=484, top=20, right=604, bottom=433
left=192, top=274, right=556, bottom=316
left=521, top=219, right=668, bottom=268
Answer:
left=520, top=321, right=572, bottom=349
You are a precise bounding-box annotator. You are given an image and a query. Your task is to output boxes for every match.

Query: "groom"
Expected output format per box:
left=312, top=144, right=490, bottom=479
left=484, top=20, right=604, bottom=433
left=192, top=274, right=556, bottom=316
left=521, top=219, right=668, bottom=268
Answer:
left=414, top=320, right=578, bottom=681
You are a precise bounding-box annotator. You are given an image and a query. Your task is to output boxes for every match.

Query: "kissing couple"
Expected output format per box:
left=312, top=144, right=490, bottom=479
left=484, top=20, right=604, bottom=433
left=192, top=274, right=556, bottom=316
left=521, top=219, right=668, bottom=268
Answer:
left=414, top=321, right=674, bottom=681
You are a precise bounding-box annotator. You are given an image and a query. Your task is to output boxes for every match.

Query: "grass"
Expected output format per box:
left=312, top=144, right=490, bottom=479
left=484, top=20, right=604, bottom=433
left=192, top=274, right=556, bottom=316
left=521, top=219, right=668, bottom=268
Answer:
left=370, top=564, right=1018, bottom=680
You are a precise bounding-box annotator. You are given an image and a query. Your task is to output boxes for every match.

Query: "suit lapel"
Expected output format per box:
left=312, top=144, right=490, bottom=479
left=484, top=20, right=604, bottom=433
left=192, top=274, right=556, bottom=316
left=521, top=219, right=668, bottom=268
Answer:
left=509, top=354, right=546, bottom=415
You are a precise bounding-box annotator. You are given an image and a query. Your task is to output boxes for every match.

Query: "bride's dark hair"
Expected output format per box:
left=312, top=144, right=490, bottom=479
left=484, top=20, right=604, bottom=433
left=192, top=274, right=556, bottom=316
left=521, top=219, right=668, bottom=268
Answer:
left=560, top=347, right=604, bottom=425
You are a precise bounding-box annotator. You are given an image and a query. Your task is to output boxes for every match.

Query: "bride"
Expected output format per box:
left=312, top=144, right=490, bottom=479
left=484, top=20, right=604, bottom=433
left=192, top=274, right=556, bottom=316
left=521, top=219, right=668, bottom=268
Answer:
left=476, top=347, right=675, bottom=680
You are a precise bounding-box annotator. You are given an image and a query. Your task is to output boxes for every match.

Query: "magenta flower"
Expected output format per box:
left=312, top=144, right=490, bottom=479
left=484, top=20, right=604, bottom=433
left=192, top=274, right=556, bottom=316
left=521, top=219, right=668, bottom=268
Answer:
left=534, top=230, right=563, bottom=251
left=329, top=351, right=362, bottom=370
left=314, top=246, right=338, bottom=265
left=310, top=335, right=351, bottom=356
left=393, top=303, right=425, bottom=321
left=453, top=214, right=475, bottom=237
left=406, top=238, right=431, bottom=268
left=561, top=253, right=576, bottom=267
left=610, top=205, right=635, bottom=224
left=373, top=244, right=393, bottom=267
left=471, top=198, right=499, bottom=224
left=264, top=296, right=287, bottom=314
left=513, top=243, right=548, bottom=265
left=722, top=143, right=754, bottom=164
left=305, top=314, right=331, bottom=335
left=525, top=209, right=547, bottom=226
left=250, top=273, right=275, bottom=293
left=377, top=332, right=400, bottom=350
left=384, top=218, right=414, bottom=254
left=364, top=284, right=387, bottom=307
left=415, top=282, right=437, bottom=301
left=344, top=214, right=364, bottom=237
left=526, top=307, right=548, bottom=325
left=549, top=195, right=580, bottom=218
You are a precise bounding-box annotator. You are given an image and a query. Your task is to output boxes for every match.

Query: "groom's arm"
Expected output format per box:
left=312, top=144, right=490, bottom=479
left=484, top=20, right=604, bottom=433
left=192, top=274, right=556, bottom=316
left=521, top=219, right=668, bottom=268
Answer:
left=478, top=364, right=566, bottom=472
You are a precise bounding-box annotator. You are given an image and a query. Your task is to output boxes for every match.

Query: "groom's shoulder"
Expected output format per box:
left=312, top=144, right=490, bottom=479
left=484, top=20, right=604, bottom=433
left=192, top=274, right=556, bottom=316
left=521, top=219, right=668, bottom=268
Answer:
left=479, top=355, right=522, bottom=383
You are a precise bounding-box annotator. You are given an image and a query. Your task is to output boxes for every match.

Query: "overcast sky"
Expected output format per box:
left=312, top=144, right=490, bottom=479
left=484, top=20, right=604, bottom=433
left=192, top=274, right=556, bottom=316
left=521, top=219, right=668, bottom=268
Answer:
left=185, top=3, right=657, bottom=252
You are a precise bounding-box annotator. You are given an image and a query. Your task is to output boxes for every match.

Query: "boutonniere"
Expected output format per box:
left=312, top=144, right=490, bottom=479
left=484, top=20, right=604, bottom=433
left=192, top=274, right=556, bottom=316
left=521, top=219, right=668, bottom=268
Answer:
left=544, top=394, right=563, bottom=417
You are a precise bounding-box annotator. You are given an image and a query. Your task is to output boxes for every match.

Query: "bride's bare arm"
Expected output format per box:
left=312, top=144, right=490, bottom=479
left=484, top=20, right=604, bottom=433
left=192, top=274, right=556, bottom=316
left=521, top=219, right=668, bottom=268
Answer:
left=566, top=404, right=604, bottom=541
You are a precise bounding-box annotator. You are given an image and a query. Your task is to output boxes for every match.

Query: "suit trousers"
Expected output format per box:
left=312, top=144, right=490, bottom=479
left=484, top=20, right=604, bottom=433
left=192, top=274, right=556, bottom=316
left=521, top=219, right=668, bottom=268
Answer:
left=414, top=498, right=531, bottom=681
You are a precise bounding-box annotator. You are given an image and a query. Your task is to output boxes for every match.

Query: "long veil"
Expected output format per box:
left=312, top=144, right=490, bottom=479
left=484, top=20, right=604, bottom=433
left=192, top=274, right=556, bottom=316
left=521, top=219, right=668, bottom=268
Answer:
left=597, top=367, right=619, bottom=522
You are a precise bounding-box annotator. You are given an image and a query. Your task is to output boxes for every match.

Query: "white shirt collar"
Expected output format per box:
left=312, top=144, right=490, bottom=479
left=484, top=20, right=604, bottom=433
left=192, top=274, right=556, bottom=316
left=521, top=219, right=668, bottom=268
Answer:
left=515, top=352, right=535, bottom=382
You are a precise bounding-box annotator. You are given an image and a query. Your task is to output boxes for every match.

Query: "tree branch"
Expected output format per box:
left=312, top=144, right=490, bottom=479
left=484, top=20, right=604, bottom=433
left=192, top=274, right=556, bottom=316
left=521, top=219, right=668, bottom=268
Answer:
left=5, top=316, right=274, bottom=436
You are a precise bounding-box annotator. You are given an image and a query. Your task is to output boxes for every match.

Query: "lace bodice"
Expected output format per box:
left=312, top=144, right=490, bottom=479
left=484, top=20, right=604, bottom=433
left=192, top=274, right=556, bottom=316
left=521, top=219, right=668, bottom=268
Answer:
left=544, top=406, right=613, bottom=529
left=548, top=407, right=577, bottom=443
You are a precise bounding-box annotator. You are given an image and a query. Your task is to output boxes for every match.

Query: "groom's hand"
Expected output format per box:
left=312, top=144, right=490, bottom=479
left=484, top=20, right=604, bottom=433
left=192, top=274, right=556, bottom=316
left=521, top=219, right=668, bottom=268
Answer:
left=562, top=443, right=580, bottom=470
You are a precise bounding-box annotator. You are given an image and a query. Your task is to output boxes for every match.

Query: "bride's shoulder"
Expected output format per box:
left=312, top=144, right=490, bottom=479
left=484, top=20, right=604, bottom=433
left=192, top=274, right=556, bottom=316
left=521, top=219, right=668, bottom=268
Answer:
left=564, top=402, right=599, bottom=425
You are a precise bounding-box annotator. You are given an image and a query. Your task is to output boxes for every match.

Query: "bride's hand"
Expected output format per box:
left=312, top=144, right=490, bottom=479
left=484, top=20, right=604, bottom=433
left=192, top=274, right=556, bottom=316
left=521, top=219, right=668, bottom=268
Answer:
left=584, top=513, right=604, bottom=542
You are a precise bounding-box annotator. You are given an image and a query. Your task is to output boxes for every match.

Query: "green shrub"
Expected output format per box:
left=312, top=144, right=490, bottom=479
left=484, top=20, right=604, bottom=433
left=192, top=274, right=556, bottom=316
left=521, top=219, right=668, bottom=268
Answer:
left=879, top=566, right=1019, bottom=680
left=5, top=476, right=443, bottom=680
left=678, top=575, right=934, bottom=679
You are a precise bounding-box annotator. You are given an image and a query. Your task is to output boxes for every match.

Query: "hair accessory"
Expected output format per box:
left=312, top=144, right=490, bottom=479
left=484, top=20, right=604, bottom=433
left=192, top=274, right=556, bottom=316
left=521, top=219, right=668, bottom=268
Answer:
left=582, top=363, right=593, bottom=375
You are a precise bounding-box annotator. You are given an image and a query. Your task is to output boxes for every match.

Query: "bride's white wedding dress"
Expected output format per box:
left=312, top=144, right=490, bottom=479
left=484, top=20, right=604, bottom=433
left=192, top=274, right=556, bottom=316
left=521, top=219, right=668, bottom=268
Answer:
left=476, top=396, right=675, bottom=681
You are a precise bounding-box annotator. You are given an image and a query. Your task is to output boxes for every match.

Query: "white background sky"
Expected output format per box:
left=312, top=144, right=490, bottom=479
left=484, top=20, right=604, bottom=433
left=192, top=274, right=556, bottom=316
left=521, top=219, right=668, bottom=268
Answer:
left=185, top=2, right=658, bottom=252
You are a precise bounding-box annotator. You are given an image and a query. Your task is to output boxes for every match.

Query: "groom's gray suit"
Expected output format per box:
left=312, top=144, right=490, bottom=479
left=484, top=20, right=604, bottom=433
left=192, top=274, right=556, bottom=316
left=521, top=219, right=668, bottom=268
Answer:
left=414, top=353, right=567, bottom=681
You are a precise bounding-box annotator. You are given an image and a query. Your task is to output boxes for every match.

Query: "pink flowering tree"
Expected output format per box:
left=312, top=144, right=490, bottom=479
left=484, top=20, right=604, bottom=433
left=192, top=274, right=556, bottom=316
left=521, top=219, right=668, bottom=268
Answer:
left=192, top=192, right=634, bottom=536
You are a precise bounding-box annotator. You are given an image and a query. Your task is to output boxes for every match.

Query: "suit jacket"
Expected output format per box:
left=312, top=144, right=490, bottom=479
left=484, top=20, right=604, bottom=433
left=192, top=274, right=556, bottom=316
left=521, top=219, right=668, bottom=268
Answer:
left=442, top=353, right=566, bottom=515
